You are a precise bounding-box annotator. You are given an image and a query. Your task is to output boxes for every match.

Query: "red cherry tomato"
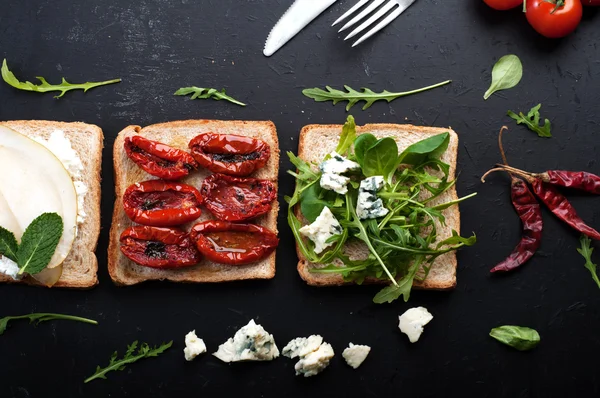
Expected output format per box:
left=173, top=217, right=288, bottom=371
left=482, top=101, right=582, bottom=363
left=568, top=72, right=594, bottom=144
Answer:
left=124, top=135, right=198, bottom=180
left=189, top=133, right=270, bottom=176
left=123, top=180, right=203, bottom=227
left=190, top=221, right=279, bottom=265
left=200, top=173, right=277, bottom=222
left=525, top=0, right=582, bottom=38
left=120, top=226, right=201, bottom=268
left=483, top=0, right=523, bottom=10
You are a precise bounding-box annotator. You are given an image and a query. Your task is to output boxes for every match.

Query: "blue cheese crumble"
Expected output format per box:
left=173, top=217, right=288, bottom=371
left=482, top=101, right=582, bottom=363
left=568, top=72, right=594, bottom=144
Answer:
left=283, top=335, right=334, bottom=377
left=213, top=319, right=279, bottom=362
left=319, top=151, right=360, bottom=195
left=356, top=176, right=389, bottom=220
left=299, top=207, right=343, bottom=254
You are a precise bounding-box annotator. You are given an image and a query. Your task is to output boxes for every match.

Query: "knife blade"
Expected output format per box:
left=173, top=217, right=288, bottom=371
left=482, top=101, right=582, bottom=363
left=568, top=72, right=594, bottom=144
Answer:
left=264, top=0, right=338, bottom=57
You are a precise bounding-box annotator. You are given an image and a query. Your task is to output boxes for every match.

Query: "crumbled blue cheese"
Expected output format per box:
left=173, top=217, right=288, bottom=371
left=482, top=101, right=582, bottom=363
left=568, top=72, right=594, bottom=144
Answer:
left=299, top=207, right=343, bottom=254
left=0, top=256, right=21, bottom=280
left=342, top=343, right=371, bottom=369
left=184, top=330, right=207, bottom=361
left=283, top=335, right=334, bottom=377
left=213, top=319, right=279, bottom=363
left=319, top=152, right=360, bottom=195
left=398, top=307, right=433, bottom=343
left=356, top=176, right=389, bottom=220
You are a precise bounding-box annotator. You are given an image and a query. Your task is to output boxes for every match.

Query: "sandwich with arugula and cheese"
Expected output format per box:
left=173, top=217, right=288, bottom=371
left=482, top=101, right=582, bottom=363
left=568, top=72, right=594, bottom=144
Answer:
left=287, top=116, right=476, bottom=303
left=0, top=121, right=102, bottom=288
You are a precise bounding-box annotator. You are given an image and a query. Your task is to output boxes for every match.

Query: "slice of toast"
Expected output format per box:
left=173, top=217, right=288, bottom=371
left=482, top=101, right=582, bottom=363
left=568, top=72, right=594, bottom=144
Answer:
left=109, top=120, right=280, bottom=285
left=0, top=120, right=103, bottom=288
left=295, top=123, right=460, bottom=290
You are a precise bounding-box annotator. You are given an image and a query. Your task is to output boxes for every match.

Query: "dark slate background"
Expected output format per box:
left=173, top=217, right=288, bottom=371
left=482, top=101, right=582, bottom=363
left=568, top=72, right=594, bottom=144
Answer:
left=1, top=0, right=600, bottom=397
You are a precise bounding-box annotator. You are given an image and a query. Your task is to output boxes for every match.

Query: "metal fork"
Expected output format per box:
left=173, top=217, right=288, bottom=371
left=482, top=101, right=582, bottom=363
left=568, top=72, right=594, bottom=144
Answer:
left=332, top=0, right=417, bottom=47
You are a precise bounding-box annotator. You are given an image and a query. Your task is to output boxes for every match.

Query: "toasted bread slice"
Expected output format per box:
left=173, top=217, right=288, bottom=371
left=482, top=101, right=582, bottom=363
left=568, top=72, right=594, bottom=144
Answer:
left=0, top=120, right=102, bottom=288
left=109, top=120, right=280, bottom=285
left=296, top=123, right=460, bottom=290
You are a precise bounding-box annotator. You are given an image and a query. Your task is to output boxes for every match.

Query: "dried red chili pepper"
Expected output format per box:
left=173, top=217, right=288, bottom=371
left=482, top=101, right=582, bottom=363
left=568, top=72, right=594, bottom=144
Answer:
left=120, top=225, right=201, bottom=268
left=200, top=173, right=277, bottom=222
left=189, top=220, right=279, bottom=265
left=188, top=133, right=270, bottom=176
left=499, top=165, right=600, bottom=195
left=124, top=136, right=198, bottom=180
left=123, top=180, right=203, bottom=227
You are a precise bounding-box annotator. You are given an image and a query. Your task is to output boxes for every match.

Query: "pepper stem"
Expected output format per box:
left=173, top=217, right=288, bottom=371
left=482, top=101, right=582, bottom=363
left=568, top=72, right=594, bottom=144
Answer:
left=495, top=164, right=536, bottom=183
left=481, top=167, right=509, bottom=183
left=498, top=126, right=509, bottom=166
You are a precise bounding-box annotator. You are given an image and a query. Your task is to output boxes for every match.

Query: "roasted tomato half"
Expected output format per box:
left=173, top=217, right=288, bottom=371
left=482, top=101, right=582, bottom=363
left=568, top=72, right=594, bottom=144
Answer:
left=188, top=133, right=270, bottom=176
left=124, top=135, right=198, bottom=180
left=200, top=173, right=277, bottom=221
left=120, top=226, right=201, bottom=268
left=123, top=180, right=203, bottom=227
left=190, top=221, right=279, bottom=265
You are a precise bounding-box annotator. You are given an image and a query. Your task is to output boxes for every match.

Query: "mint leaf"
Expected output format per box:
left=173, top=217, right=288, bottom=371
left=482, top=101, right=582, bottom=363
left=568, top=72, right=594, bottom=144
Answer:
left=17, top=213, right=63, bottom=275
left=507, top=104, right=552, bottom=138
left=0, top=226, right=18, bottom=262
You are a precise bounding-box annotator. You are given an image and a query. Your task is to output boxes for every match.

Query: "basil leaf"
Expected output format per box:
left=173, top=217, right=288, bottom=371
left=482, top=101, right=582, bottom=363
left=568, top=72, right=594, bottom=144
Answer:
left=300, top=183, right=330, bottom=223
left=363, top=137, right=399, bottom=180
left=577, top=235, right=600, bottom=289
left=0, top=226, right=19, bottom=262
left=484, top=54, right=523, bottom=100
left=489, top=326, right=540, bottom=351
left=507, top=104, right=552, bottom=138
left=353, top=133, right=377, bottom=168
left=336, top=115, right=357, bottom=155
left=398, top=132, right=449, bottom=166
left=16, top=213, right=63, bottom=275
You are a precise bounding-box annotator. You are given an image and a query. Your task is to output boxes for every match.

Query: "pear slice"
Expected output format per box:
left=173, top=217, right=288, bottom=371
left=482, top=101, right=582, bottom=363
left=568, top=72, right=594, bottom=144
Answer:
left=0, top=125, right=78, bottom=274
left=31, top=264, right=63, bottom=287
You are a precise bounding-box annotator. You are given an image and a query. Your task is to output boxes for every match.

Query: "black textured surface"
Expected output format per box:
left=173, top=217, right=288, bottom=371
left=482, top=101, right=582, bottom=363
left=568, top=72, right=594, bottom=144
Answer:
left=1, top=1, right=600, bottom=397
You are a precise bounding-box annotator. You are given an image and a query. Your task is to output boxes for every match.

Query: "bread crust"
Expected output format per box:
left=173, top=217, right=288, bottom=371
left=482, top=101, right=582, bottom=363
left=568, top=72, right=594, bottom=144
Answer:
left=108, top=119, right=280, bottom=285
left=0, top=120, right=102, bottom=289
left=294, top=123, right=461, bottom=290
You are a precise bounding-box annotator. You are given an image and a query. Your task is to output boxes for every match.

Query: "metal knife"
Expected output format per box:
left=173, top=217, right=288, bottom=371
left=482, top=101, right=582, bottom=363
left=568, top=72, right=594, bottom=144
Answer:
left=264, top=0, right=338, bottom=57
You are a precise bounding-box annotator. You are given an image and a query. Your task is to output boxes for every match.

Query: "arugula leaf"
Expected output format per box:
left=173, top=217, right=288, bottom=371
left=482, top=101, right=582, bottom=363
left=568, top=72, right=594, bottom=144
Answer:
left=17, top=213, right=63, bottom=275
left=287, top=151, right=319, bottom=181
left=363, top=137, right=399, bottom=181
left=436, top=230, right=477, bottom=249
left=490, top=326, right=540, bottom=351
left=373, top=256, right=423, bottom=303
left=1, top=59, right=120, bottom=98
left=174, top=86, right=246, bottom=106
left=484, top=54, right=523, bottom=100
left=0, top=226, right=18, bottom=262
left=84, top=340, right=173, bottom=383
left=336, top=115, right=357, bottom=155
left=0, top=313, right=97, bottom=336
left=397, top=133, right=449, bottom=166
left=302, top=80, right=451, bottom=111
left=507, top=104, right=552, bottom=138
left=354, top=133, right=377, bottom=168
left=577, top=235, right=600, bottom=289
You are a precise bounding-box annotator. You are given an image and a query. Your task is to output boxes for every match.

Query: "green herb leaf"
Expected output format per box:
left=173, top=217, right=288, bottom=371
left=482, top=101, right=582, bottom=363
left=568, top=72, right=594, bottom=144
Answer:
left=398, top=132, right=450, bottom=166
left=300, top=183, right=330, bottom=223
left=354, top=133, right=378, bottom=168
left=507, top=104, right=552, bottom=138
left=436, top=230, right=477, bottom=249
left=363, top=137, right=399, bottom=181
left=336, top=115, right=357, bottom=155
left=16, top=213, right=63, bottom=275
left=0, top=313, right=97, bottom=336
left=1, top=59, right=120, bottom=99
left=302, top=80, right=451, bottom=111
left=0, top=226, right=18, bottom=262
left=373, top=256, right=423, bottom=304
left=577, top=235, right=600, bottom=289
left=489, top=326, right=540, bottom=351
left=174, top=86, right=246, bottom=106
left=484, top=54, right=523, bottom=100
left=84, top=340, right=173, bottom=383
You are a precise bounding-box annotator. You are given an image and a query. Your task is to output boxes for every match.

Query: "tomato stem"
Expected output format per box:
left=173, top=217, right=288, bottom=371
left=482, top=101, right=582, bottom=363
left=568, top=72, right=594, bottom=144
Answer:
left=543, top=0, right=565, bottom=14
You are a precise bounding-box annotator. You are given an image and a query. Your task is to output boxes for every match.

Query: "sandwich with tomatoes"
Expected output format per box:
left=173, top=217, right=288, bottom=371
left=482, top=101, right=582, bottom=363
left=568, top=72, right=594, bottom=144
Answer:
left=108, top=120, right=280, bottom=285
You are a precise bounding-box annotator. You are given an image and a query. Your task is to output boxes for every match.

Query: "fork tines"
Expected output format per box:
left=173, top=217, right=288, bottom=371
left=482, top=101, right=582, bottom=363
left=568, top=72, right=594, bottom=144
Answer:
left=333, top=0, right=413, bottom=47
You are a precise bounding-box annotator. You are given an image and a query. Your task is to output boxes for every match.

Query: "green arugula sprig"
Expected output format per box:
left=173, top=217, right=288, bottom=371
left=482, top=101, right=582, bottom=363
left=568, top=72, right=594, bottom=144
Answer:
left=1, top=59, right=120, bottom=98
left=286, top=115, right=477, bottom=303
left=302, top=80, right=451, bottom=111
left=0, top=213, right=63, bottom=275
left=577, top=235, right=600, bottom=289
left=507, top=104, right=552, bottom=138
left=174, top=86, right=246, bottom=106
left=0, top=313, right=97, bottom=336
left=85, top=340, right=173, bottom=383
